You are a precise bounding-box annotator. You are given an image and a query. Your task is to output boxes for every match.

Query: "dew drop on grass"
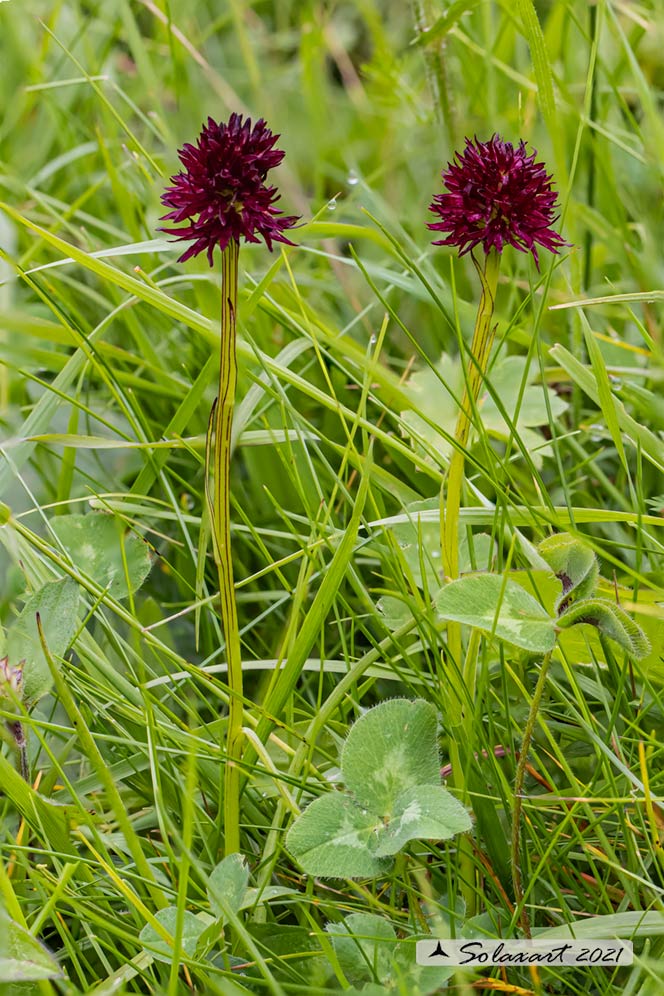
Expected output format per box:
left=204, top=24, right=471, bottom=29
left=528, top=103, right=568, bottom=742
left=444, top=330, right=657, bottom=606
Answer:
left=347, top=171, right=359, bottom=186
left=327, top=198, right=337, bottom=211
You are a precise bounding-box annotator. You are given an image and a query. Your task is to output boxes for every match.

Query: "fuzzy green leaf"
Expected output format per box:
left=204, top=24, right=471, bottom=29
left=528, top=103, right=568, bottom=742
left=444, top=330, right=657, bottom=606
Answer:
left=376, top=501, right=493, bottom=592
left=377, top=594, right=414, bottom=631
left=326, top=914, right=454, bottom=994
left=402, top=354, right=566, bottom=468
left=240, top=885, right=297, bottom=910
left=372, top=785, right=472, bottom=857
left=0, top=911, right=62, bottom=981
left=51, top=512, right=152, bottom=599
left=341, top=699, right=440, bottom=814
left=392, top=935, right=455, bottom=994
left=139, top=908, right=208, bottom=964
left=538, top=533, right=598, bottom=608
left=328, top=913, right=396, bottom=985
left=558, top=598, right=651, bottom=659
left=207, top=853, right=250, bottom=922
left=435, top=574, right=556, bottom=652
left=286, top=793, right=392, bottom=879
left=6, top=578, right=79, bottom=704
left=287, top=700, right=470, bottom=877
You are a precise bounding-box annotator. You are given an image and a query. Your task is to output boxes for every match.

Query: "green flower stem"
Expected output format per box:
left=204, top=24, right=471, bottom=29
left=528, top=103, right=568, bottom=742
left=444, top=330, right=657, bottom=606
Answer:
left=511, top=650, right=553, bottom=938
left=209, top=240, right=243, bottom=857
left=441, top=248, right=500, bottom=725
left=440, top=250, right=499, bottom=922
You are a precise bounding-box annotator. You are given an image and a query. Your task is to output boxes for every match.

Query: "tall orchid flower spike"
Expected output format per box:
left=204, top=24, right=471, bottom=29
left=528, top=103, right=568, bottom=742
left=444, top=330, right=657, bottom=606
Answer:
left=428, top=135, right=567, bottom=915
left=161, top=113, right=298, bottom=856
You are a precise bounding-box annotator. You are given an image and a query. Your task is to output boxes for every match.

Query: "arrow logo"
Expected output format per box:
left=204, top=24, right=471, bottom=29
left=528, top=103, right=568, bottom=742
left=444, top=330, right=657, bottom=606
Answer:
left=429, top=941, right=449, bottom=959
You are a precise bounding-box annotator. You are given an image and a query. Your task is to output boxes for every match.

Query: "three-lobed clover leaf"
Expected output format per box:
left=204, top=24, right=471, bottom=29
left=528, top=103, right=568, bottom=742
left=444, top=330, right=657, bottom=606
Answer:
left=206, top=852, right=295, bottom=923
left=139, top=853, right=297, bottom=966
left=286, top=699, right=471, bottom=878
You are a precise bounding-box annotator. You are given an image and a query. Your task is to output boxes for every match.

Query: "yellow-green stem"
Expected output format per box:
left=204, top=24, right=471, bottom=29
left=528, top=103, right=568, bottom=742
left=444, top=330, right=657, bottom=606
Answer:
left=440, top=250, right=500, bottom=921
left=511, top=651, right=553, bottom=938
left=441, top=249, right=500, bottom=727
left=209, top=240, right=243, bottom=856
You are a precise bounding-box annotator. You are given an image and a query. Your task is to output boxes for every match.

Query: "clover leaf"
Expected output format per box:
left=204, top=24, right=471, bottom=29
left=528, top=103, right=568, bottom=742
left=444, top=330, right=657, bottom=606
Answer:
left=286, top=699, right=471, bottom=878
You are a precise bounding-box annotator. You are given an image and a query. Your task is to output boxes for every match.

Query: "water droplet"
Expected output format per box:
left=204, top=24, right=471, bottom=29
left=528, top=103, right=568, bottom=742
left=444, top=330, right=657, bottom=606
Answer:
left=327, top=198, right=337, bottom=211
left=347, top=170, right=359, bottom=186
left=369, top=333, right=377, bottom=346
left=609, top=375, right=623, bottom=390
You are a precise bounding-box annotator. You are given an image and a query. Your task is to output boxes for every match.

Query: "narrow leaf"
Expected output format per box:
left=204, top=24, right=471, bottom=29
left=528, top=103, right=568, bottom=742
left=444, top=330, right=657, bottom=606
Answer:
left=515, top=0, right=556, bottom=127
left=0, top=754, right=73, bottom=855
left=550, top=344, right=664, bottom=471
left=253, top=450, right=373, bottom=755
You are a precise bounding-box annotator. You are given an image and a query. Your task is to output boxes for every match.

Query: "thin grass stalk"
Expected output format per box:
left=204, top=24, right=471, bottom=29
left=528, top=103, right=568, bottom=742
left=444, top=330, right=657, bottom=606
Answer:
left=209, top=240, right=243, bottom=856
left=410, top=0, right=456, bottom=145
left=511, top=650, right=553, bottom=938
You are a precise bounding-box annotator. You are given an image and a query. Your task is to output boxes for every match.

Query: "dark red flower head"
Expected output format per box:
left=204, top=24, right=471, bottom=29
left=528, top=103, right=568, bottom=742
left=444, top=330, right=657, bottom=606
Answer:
left=160, top=113, right=299, bottom=265
left=428, top=135, right=567, bottom=267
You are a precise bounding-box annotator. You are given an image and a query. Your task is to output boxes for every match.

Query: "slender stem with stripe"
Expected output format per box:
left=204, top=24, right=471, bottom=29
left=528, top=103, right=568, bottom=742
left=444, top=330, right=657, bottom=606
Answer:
left=441, top=248, right=501, bottom=724
left=208, top=240, right=243, bottom=856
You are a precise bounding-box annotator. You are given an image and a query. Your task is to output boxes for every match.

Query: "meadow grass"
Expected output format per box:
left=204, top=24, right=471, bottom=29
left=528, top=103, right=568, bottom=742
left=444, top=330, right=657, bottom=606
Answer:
left=1, top=1, right=664, bottom=993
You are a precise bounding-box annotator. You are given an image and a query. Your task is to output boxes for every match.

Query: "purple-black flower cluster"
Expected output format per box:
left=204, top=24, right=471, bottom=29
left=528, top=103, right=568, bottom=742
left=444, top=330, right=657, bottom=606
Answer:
left=428, top=134, right=567, bottom=266
left=160, top=113, right=298, bottom=265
